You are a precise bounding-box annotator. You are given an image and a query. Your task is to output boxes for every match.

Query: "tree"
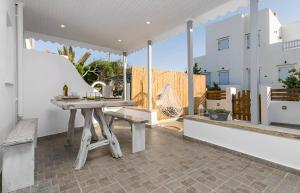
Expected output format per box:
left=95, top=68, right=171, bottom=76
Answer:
left=282, top=68, right=300, bottom=89
left=193, top=63, right=201, bottom=74
left=57, top=46, right=125, bottom=96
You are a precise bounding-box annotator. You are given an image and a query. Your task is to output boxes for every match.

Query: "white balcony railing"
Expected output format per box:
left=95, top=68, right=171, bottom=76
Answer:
left=283, top=39, right=300, bottom=50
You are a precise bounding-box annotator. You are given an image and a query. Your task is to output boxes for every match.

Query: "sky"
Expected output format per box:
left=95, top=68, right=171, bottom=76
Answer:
left=35, top=0, right=300, bottom=72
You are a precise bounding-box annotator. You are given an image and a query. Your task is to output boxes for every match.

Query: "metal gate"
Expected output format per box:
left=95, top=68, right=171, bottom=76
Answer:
left=232, top=90, right=251, bottom=121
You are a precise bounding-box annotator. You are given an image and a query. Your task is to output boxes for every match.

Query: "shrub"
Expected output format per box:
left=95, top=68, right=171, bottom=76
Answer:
left=282, top=68, right=300, bottom=89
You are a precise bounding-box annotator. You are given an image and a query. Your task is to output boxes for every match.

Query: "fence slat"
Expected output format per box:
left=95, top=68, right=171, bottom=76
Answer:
left=271, top=89, right=300, bottom=101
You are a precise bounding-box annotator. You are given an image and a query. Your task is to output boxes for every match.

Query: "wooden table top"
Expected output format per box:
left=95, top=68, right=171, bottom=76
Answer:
left=51, top=98, right=134, bottom=110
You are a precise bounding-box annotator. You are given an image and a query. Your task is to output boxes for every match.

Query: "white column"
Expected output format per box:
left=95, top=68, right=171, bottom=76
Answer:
left=250, top=0, right=259, bottom=124
left=225, top=87, right=236, bottom=120
left=147, top=40, right=152, bottom=111
left=187, top=20, right=194, bottom=115
left=122, top=52, right=127, bottom=100
left=16, top=2, right=24, bottom=119
left=260, top=85, right=271, bottom=125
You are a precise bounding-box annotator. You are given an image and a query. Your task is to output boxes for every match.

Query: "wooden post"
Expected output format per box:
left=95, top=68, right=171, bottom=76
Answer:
left=123, top=52, right=127, bottom=101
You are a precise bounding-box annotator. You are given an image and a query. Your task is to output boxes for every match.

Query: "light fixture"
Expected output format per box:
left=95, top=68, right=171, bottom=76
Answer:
left=60, top=24, right=66, bottom=28
left=118, top=39, right=122, bottom=42
left=146, top=21, right=151, bottom=25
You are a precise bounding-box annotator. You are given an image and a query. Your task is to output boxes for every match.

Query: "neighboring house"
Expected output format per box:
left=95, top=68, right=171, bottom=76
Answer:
left=194, top=9, right=300, bottom=89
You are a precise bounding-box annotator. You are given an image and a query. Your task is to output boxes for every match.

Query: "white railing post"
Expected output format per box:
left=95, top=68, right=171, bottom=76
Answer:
left=260, top=85, right=271, bottom=125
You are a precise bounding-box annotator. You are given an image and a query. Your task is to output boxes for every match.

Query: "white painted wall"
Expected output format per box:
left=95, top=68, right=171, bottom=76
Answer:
left=23, top=49, right=93, bottom=137
left=0, top=0, right=18, bottom=169
left=206, top=100, right=226, bottom=110
left=269, top=101, right=300, bottom=125
left=195, top=9, right=300, bottom=89
left=184, top=119, right=300, bottom=170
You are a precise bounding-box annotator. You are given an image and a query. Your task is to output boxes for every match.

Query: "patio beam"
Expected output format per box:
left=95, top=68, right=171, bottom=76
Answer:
left=147, top=40, right=152, bottom=111
left=16, top=2, right=24, bottom=119
left=187, top=20, right=194, bottom=115
left=250, top=0, right=259, bottom=124
left=123, top=52, right=127, bottom=100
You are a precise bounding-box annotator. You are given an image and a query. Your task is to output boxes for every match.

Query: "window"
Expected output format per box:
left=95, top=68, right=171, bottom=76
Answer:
left=278, top=66, right=293, bottom=81
left=218, top=37, right=229, bottom=50
left=245, top=30, right=261, bottom=49
left=246, top=33, right=251, bottom=49
left=219, top=71, right=229, bottom=85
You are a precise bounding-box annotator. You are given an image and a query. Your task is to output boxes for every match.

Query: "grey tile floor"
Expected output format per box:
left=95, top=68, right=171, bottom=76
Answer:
left=11, top=121, right=300, bottom=193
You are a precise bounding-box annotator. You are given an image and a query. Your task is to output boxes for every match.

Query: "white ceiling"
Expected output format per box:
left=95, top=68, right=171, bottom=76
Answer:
left=20, top=0, right=248, bottom=55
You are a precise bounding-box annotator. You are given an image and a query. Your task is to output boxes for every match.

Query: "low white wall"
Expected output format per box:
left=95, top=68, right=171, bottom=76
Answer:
left=269, top=101, right=300, bottom=125
left=206, top=99, right=226, bottom=110
left=184, top=119, right=300, bottom=170
left=23, top=49, right=93, bottom=137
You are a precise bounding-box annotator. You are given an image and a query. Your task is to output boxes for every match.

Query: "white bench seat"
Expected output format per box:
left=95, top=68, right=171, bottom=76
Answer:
left=104, top=111, right=148, bottom=153
left=2, top=118, right=38, bottom=193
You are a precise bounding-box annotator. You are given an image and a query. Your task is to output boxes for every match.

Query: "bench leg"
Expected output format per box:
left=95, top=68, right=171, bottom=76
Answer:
left=74, top=109, right=92, bottom=170
left=132, top=123, right=145, bottom=153
left=66, top=109, right=77, bottom=146
left=93, top=108, right=122, bottom=158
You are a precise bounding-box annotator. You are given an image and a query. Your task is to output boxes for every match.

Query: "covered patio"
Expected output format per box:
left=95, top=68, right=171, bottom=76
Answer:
left=13, top=122, right=300, bottom=193
left=2, top=0, right=300, bottom=192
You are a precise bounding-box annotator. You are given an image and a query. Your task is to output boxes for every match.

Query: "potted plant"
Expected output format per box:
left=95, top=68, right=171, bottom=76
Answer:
left=208, top=109, right=230, bottom=121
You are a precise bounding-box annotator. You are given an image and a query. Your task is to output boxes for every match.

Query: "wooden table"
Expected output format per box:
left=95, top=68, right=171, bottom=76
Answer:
left=51, top=99, right=133, bottom=170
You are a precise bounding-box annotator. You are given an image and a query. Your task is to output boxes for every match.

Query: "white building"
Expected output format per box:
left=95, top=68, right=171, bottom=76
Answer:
left=195, top=9, right=300, bottom=89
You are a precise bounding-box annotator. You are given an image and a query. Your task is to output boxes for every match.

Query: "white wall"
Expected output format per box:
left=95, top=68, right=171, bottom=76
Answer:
left=23, top=49, right=93, bottom=137
left=0, top=0, right=18, bottom=169
left=269, top=101, right=300, bottom=125
left=184, top=119, right=300, bottom=170
left=206, top=99, right=226, bottom=110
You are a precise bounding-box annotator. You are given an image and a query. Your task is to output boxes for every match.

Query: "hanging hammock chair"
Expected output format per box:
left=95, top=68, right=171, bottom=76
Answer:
left=156, top=84, right=183, bottom=118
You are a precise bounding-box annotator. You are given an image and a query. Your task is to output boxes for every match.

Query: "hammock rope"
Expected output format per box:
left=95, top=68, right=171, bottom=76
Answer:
left=156, top=84, right=183, bottom=118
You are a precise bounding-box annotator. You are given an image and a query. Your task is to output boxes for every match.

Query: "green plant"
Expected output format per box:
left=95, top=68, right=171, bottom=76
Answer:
left=208, top=109, right=230, bottom=114
left=207, top=82, right=221, bottom=91
left=57, top=46, right=126, bottom=95
left=281, top=68, right=300, bottom=89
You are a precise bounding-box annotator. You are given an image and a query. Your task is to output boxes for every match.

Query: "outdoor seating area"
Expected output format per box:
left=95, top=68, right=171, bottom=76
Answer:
left=2, top=0, right=300, bottom=192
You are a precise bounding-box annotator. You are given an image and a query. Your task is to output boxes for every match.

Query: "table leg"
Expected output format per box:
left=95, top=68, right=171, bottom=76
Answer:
left=66, top=109, right=77, bottom=146
left=93, top=108, right=122, bottom=158
left=74, top=109, right=93, bottom=170
left=81, top=110, right=98, bottom=142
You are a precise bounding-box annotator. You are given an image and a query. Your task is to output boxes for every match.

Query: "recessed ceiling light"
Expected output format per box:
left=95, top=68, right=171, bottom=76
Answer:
left=118, top=39, right=122, bottom=42
left=60, top=24, right=66, bottom=28
left=146, top=21, right=151, bottom=25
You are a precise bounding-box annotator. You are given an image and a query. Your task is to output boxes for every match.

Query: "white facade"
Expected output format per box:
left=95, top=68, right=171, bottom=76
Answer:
left=195, top=9, right=300, bottom=89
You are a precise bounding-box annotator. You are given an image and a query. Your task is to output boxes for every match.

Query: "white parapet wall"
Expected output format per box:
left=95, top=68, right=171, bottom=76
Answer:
left=269, top=101, right=300, bottom=125
left=260, top=85, right=300, bottom=125
left=23, top=49, right=93, bottom=137
left=184, top=118, right=300, bottom=171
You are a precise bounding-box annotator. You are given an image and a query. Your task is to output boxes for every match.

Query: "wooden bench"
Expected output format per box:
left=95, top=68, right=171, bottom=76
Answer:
left=104, top=111, right=148, bottom=153
left=2, top=118, right=38, bottom=193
